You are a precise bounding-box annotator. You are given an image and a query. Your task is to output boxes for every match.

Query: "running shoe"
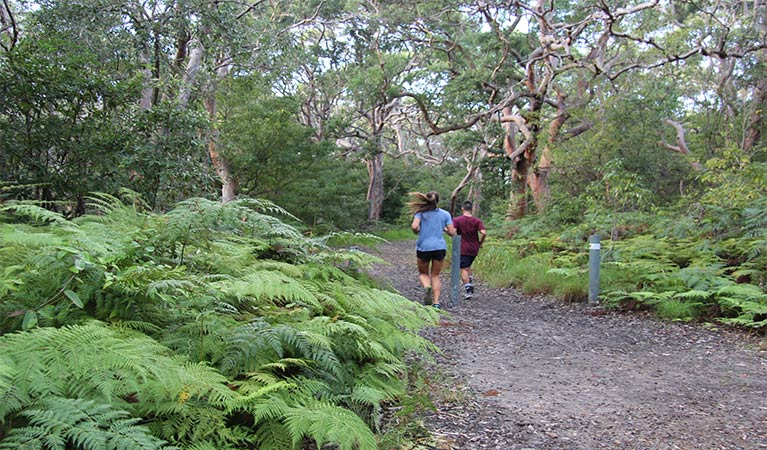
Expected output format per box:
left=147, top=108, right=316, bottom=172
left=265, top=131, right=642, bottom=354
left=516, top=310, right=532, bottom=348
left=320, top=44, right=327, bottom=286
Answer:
left=432, top=303, right=441, bottom=310
left=422, top=286, right=433, bottom=305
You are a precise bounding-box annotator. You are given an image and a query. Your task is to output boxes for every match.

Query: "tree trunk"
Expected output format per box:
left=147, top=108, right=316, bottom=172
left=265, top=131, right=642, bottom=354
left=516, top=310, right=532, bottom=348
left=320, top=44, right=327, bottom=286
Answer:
left=366, top=151, right=384, bottom=222
left=743, top=51, right=767, bottom=153
left=180, top=41, right=236, bottom=203
left=468, top=169, right=482, bottom=214
left=203, top=60, right=237, bottom=203
left=508, top=152, right=530, bottom=220
left=529, top=152, right=551, bottom=213
left=178, top=45, right=203, bottom=107
left=530, top=88, right=567, bottom=212
left=502, top=106, right=536, bottom=220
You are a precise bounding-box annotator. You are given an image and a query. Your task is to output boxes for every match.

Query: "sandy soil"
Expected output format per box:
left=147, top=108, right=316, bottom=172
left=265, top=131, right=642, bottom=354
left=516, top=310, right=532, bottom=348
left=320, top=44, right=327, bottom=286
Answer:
left=368, top=240, right=767, bottom=450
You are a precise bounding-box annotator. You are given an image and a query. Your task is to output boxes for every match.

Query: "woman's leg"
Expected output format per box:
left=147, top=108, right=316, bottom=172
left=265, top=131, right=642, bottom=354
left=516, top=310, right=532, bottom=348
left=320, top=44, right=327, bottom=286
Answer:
left=430, top=258, right=444, bottom=305
left=417, top=258, right=432, bottom=288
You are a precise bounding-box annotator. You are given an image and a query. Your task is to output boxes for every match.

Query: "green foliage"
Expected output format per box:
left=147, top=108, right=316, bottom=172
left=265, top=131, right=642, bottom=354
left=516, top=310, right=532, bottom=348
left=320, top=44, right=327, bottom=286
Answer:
left=0, top=397, right=169, bottom=450
left=479, top=192, right=767, bottom=329
left=655, top=299, right=702, bottom=321
left=700, top=150, right=767, bottom=211
left=0, top=196, right=438, bottom=448
left=0, top=33, right=212, bottom=212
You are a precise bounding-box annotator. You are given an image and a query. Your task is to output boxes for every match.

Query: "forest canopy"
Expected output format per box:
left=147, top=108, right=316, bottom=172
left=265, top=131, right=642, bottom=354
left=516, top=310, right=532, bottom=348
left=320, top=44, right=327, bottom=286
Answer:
left=1, top=0, right=764, bottom=229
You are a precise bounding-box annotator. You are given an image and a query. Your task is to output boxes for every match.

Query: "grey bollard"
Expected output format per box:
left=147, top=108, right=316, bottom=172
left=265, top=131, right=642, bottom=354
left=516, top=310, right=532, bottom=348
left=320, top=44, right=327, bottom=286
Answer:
left=588, top=235, right=601, bottom=304
left=450, top=235, right=462, bottom=307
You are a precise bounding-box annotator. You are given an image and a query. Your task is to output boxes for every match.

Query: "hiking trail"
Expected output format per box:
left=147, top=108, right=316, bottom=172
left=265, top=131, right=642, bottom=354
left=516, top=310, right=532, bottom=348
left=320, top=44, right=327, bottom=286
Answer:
left=369, top=240, right=767, bottom=450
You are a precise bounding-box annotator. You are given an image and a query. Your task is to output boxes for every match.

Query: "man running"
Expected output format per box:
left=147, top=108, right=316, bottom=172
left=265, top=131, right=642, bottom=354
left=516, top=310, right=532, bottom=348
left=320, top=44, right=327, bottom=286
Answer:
left=452, top=201, right=486, bottom=299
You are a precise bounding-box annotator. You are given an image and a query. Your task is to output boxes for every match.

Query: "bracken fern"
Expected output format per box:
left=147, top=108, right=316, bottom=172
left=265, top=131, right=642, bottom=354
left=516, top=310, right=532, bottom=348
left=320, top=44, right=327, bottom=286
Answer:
left=0, top=195, right=438, bottom=449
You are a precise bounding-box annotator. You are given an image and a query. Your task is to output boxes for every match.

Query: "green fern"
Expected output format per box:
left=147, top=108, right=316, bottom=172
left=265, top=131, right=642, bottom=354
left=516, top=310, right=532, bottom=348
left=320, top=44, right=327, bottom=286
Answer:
left=0, top=397, right=168, bottom=450
left=283, top=400, right=378, bottom=450
left=0, top=202, right=73, bottom=227
left=250, top=423, right=296, bottom=450
left=673, top=290, right=713, bottom=301
left=0, top=354, right=26, bottom=421
left=715, top=284, right=767, bottom=328
left=223, top=271, right=321, bottom=310
left=1, top=194, right=443, bottom=448
left=715, top=284, right=767, bottom=302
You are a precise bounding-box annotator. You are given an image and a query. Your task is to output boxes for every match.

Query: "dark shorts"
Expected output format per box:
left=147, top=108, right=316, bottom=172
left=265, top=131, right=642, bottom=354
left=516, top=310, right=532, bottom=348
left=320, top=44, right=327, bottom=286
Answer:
left=459, top=255, right=476, bottom=269
left=417, top=250, right=447, bottom=262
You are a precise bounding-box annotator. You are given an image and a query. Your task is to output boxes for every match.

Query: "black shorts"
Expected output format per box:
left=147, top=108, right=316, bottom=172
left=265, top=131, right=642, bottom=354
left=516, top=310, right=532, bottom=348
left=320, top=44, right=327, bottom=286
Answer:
left=459, top=255, right=476, bottom=269
left=417, top=250, right=447, bottom=262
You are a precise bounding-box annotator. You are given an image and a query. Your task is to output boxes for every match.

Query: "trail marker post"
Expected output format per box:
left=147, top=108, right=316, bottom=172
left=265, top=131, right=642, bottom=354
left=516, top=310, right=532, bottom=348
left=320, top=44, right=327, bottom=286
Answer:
left=450, top=235, right=461, bottom=308
left=588, top=234, right=601, bottom=305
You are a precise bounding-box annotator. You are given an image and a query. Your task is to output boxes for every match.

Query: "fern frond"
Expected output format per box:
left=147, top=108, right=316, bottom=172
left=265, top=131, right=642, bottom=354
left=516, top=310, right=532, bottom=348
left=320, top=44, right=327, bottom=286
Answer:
left=166, top=197, right=302, bottom=241
left=250, top=421, right=297, bottom=450
left=673, top=290, right=713, bottom=301
left=249, top=396, right=292, bottom=423
left=272, top=324, right=341, bottom=378
left=1, top=202, right=73, bottom=227
left=315, top=231, right=386, bottom=249
left=223, top=271, right=320, bottom=310
left=348, top=384, right=388, bottom=410
left=208, top=320, right=283, bottom=375
left=230, top=197, right=299, bottom=221
left=283, top=401, right=377, bottom=450
left=0, top=355, right=27, bottom=421
left=85, top=192, right=130, bottom=216
left=720, top=316, right=767, bottom=328
left=355, top=359, right=406, bottom=392
left=1, top=323, right=236, bottom=423
left=110, top=321, right=163, bottom=334
left=715, top=284, right=767, bottom=302
left=0, top=397, right=167, bottom=450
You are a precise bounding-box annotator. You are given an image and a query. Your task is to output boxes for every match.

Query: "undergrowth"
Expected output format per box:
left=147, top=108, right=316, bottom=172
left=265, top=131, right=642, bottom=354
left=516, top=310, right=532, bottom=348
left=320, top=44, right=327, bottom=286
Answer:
left=475, top=199, right=767, bottom=331
left=0, top=193, right=440, bottom=449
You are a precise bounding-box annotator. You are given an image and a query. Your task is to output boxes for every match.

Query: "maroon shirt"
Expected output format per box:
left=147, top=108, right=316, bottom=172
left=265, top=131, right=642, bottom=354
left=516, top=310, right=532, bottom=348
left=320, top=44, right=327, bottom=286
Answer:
left=452, top=215, right=485, bottom=256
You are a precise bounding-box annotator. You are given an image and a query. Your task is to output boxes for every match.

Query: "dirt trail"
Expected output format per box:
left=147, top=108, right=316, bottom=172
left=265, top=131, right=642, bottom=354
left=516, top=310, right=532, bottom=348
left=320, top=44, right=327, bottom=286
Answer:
left=369, top=241, right=767, bottom=450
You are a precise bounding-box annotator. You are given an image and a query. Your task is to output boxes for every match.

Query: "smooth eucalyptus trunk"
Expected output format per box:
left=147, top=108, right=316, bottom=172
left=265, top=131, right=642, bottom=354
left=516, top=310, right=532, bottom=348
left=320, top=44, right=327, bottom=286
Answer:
left=180, top=42, right=236, bottom=203
left=203, top=69, right=236, bottom=203
left=366, top=151, right=384, bottom=222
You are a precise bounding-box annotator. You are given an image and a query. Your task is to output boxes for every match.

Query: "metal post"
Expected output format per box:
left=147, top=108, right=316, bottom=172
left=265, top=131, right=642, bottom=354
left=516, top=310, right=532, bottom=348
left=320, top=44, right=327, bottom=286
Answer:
left=588, top=234, right=601, bottom=304
left=450, top=235, right=462, bottom=308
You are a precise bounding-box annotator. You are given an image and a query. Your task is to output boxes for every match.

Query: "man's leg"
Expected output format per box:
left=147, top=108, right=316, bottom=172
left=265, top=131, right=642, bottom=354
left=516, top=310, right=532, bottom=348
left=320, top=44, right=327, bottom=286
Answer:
left=461, top=267, right=471, bottom=284
left=460, top=255, right=475, bottom=297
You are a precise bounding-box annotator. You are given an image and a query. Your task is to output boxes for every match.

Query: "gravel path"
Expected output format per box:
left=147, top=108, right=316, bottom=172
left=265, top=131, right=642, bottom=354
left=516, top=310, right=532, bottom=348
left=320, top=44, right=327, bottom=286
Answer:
left=368, top=241, right=767, bottom=450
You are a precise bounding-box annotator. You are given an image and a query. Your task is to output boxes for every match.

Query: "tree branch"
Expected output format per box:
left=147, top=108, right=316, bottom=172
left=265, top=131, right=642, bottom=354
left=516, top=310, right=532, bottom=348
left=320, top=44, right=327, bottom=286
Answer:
left=661, top=119, right=701, bottom=171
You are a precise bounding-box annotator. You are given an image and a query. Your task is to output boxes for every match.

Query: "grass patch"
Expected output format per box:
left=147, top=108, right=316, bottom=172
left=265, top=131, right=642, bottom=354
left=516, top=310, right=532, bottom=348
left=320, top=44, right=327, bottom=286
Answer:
left=374, top=228, right=415, bottom=241
left=552, top=274, right=589, bottom=302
